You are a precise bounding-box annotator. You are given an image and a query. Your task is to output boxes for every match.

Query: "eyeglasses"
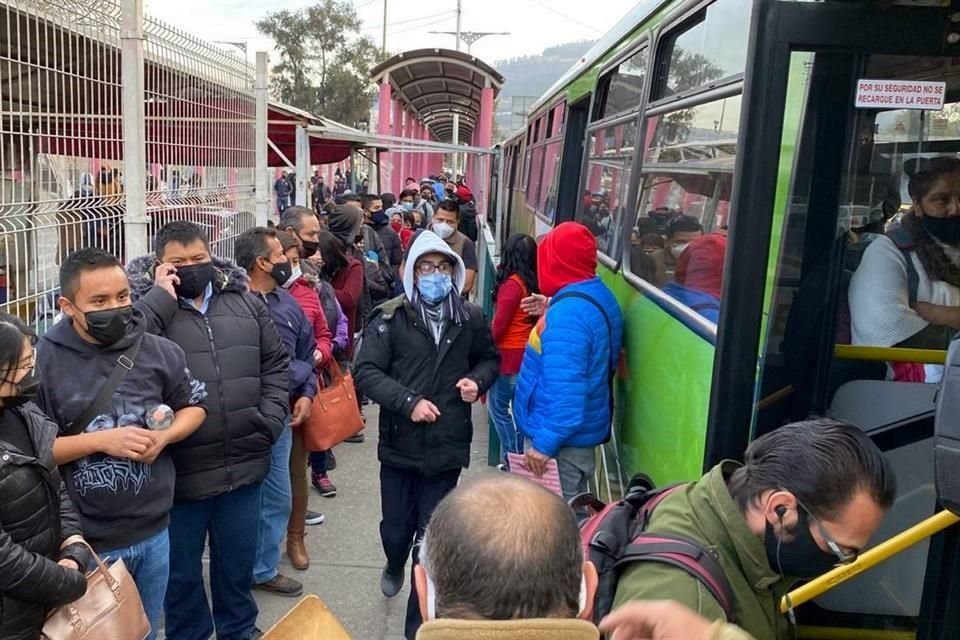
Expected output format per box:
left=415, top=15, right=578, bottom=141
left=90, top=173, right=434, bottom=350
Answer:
left=417, top=261, right=454, bottom=275
left=795, top=497, right=858, bottom=565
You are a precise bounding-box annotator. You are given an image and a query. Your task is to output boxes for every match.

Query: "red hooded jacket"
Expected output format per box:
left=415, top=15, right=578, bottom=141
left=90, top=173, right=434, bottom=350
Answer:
left=538, top=222, right=598, bottom=297
left=287, top=278, right=334, bottom=365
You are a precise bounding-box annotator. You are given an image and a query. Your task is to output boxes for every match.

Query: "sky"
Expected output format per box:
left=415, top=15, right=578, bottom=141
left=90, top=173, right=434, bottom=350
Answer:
left=144, top=0, right=640, bottom=64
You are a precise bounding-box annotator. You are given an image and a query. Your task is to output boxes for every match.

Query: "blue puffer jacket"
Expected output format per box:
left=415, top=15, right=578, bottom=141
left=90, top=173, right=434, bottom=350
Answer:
left=514, top=277, right=624, bottom=457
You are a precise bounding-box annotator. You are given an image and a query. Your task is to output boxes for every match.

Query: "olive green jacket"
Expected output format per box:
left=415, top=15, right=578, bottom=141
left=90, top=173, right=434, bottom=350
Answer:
left=613, top=462, right=793, bottom=640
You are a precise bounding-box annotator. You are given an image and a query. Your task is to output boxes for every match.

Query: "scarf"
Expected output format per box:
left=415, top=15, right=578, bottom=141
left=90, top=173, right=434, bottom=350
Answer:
left=412, top=289, right=468, bottom=345
left=903, top=213, right=960, bottom=288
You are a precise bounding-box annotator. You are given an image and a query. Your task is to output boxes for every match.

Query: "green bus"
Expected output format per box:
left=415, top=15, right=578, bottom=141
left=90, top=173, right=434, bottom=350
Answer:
left=484, top=0, right=960, bottom=637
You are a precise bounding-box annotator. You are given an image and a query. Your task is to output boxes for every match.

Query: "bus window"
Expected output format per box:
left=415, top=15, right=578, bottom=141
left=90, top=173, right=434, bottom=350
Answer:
left=578, top=116, right=640, bottom=258
left=655, top=1, right=751, bottom=100
left=628, top=93, right=741, bottom=322
left=525, top=146, right=545, bottom=207
left=596, top=47, right=648, bottom=120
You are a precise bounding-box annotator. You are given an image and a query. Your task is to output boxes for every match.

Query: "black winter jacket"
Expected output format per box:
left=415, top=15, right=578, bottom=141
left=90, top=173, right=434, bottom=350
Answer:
left=0, top=404, right=89, bottom=640
left=127, top=255, right=289, bottom=501
left=354, top=296, right=500, bottom=475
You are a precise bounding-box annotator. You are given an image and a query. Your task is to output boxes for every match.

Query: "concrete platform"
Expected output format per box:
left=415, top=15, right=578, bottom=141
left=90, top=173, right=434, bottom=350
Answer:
left=252, top=403, right=493, bottom=640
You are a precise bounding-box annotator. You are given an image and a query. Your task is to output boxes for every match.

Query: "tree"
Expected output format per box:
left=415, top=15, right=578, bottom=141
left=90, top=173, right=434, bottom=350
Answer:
left=256, top=0, right=384, bottom=126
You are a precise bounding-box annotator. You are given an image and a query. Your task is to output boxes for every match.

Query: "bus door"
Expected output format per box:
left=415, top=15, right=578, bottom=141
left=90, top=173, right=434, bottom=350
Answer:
left=706, top=2, right=960, bottom=638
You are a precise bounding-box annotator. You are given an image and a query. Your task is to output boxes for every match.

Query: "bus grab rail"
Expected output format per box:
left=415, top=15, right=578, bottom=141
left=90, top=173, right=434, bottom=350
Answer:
left=780, top=510, right=960, bottom=614
left=833, top=345, right=947, bottom=364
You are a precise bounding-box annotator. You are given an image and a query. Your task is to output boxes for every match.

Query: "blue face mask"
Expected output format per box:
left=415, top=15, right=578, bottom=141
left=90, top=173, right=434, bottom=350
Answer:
left=402, top=202, right=415, bottom=212
left=417, top=272, right=453, bottom=303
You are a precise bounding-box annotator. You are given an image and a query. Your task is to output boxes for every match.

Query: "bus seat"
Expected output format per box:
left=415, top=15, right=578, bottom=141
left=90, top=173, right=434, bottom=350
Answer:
left=263, top=595, right=351, bottom=640
left=830, top=380, right=937, bottom=430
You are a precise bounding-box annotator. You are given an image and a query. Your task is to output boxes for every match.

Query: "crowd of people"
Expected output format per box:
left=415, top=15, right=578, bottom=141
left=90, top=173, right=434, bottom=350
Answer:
left=0, top=157, right=919, bottom=640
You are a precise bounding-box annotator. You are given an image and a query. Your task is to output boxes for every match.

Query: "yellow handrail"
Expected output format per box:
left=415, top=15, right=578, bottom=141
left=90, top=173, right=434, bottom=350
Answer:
left=781, top=510, right=960, bottom=613
left=833, top=345, right=947, bottom=364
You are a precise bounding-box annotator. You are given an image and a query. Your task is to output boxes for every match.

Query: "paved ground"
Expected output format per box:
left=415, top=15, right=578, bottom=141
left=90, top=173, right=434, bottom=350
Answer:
left=252, top=403, right=493, bottom=639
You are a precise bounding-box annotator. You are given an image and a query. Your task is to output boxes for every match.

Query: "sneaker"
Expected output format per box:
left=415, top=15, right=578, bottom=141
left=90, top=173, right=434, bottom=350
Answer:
left=248, top=628, right=264, bottom=640
left=312, top=471, right=337, bottom=497
left=327, top=449, right=337, bottom=471
left=305, top=510, right=326, bottom=525
left=380, top=564, right=404, bottom=598
left=344, top=432, right=365, bottom=444
left=253, top=574, right=303, bottom=597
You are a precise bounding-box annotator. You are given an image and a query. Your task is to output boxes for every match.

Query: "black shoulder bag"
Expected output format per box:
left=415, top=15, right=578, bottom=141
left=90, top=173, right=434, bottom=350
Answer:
left=64, top=336, right=143, bottom=436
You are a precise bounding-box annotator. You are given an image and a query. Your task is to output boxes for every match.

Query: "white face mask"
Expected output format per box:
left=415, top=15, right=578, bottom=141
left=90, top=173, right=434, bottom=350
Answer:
left=433, top=222, right=455, bottom=240
left=670, top=243, right=689, bottom=259
left=282, top=264, right=302, bottom=289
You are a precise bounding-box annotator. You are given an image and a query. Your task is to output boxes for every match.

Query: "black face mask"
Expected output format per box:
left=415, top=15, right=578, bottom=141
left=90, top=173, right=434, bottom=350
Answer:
left=173, top=262, right=214, bottom=300
left=266, top=259, right=293, bottom=288
left=921, top=214, right=960, bottom=246
left=83, top=306, right=134, bottom=346
left=2, top=369, right=40, bottom=410
left=764, top=509, right=840, bottom=579
left=300, top=240, right=319, bottom=259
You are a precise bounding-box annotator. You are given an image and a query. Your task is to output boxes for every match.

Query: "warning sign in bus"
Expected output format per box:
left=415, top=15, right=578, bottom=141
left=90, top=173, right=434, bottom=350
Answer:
left=855, top=79, right=946, bottom=110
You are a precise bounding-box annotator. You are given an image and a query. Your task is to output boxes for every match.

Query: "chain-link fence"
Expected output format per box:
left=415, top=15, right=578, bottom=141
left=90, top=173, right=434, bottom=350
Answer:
left=0, top=0, right=256, bottom=330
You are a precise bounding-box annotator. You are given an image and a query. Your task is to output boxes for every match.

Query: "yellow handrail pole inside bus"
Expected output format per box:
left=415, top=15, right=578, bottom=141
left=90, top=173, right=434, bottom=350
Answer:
left=833, top=345, right=946, bottom=364
left=780, top=510, right=960, bottom=614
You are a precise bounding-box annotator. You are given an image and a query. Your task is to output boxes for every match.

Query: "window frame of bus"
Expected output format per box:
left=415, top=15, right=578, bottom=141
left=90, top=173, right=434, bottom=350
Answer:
left=524, top=100, right=567, bottom=222
left=619, top=0, right=749, bottom=298
left=648, top=0, right=752, bottom=106
left=579, top=37, right=652, bottom=267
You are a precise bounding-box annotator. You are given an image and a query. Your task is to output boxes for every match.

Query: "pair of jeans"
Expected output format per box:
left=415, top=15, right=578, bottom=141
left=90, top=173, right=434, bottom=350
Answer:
left=487, top=373, right=520, bottom=464
left=165, top=482, right=263, bottom=640
left=379, top=463, right=461, bottom=640
left=99, top=528, right=170, bottom=640
left=254, top=423, right=293, bottom=584
left=556, top=445, right=597, bottom=522
left=309, top=450, right=329, bottom=474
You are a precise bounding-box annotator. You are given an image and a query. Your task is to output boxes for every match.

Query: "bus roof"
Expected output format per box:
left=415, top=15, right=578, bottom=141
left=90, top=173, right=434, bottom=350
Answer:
left=527, top=0, right=664, bottom=115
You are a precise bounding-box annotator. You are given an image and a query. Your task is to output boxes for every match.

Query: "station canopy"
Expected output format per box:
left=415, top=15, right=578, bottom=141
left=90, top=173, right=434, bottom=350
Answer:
left=370, top=48, right=504, bottom=144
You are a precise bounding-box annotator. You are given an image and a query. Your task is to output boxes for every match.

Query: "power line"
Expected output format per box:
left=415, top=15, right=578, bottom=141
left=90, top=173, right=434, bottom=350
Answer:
left=361, top=10, right=455, bottom=32
left=524, top=0, right=602, bottom=33
left=388, top=15, right=455, bottom=36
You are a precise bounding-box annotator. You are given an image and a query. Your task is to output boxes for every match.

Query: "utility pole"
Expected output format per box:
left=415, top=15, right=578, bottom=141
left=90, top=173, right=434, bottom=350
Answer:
left=382, top=0, right=388, bottom=54
left=430, top=30, right=510, bottom=55
left=455, top=0, right=462, bottom=51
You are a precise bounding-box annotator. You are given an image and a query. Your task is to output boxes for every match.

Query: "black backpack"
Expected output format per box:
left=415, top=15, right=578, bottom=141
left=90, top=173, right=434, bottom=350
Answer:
left=575, top=474, right=736, bottom=625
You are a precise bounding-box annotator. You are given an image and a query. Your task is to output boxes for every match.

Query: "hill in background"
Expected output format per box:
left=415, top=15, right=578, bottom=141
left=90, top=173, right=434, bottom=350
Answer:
left=493, top=40, right=595, bottom=140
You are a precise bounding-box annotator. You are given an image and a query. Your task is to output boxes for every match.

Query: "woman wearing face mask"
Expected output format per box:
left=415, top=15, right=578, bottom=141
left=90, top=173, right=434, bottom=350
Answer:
left=0, top=313, right=90, bottom=640
left=850, top=156, right=960, bottom=382
left=400, top=211, right=417, bottom=250
left=277, top=232, right=335, bottom=566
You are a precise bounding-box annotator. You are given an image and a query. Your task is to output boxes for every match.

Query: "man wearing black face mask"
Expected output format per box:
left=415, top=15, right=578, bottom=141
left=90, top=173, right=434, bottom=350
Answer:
left=235, top=227, right=317, bottom=599
left=126, top=221, right=289, bottom=640
left=613, top=419, right=896, bottom=640
left=36, top=248, right=208, bottom=640
left=279, top=206, right=322, bottom=261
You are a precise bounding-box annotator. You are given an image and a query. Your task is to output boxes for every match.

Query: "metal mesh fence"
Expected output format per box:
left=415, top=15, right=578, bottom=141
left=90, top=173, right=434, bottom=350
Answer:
left=0, top=0, right=256, bottom=331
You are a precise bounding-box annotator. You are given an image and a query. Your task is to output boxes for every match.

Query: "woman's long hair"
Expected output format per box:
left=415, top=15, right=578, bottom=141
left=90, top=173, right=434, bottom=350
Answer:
left=493, top=233, right=539, bottom=302
left=0, top=313, right=34, bottom=386
left=905, top=156, right=960, bottom=287
left=317, top=230, right=349, bottom=280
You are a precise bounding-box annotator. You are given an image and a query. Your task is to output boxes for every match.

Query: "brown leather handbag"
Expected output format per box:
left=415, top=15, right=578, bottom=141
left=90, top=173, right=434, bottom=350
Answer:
left=42, top=536, right=150, bottom=640
left=302, top=360, right=365, bottom=452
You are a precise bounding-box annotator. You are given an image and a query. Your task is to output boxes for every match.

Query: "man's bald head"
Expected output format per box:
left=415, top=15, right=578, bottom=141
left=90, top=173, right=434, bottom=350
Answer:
left=420, top=473, right=583, bottom=620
